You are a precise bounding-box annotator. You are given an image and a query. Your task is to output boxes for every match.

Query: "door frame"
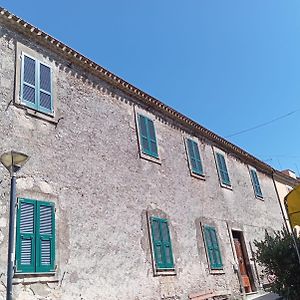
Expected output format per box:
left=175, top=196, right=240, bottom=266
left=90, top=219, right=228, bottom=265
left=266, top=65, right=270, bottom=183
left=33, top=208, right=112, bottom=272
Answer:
left=226, top=223, right=257, bottom=296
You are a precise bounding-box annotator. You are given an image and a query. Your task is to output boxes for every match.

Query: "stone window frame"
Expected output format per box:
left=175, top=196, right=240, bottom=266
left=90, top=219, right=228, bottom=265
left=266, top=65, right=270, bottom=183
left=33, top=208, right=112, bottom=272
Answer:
left=183, top=135, right=206, bottom=180
left=15, top=42, right=58, bottom=124
left=134, top=106, right=161, bottom=164
left=146, top=211, right=176, bottom=276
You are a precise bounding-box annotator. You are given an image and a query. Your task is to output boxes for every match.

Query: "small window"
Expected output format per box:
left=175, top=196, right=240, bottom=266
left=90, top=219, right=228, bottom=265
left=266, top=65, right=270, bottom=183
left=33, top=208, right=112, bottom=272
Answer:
left=150, top=217, right=174, bottom=270
left=215, top=152, right=231, bottom=186
left=20, top=53, right=53, bottom=115
left=250, top=169, right=263, bottom=198
left=137, top=114, right=159, bottom=158
left=186, top=138, right=204, bottom=176
left=16, top=198, right=55, bottom=273
left=203, top=225, right=223, bottom=270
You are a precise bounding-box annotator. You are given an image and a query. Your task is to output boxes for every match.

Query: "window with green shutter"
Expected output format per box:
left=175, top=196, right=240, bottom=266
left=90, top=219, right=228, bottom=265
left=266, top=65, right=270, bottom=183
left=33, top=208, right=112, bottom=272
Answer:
left=16, top=198, right=55, bottom=273
left=21, top=53, right=53, bottom=115
left=203, top=225, right=223, bottom=270
left=216, top=152, right=231, bottom=186
left=250, top=169, right=263, bottom=198
left=150, top=217, right=174, bottom=269
left=138, top=114, right=159, bottom=158
left=186, top=138, right=204, bottom=176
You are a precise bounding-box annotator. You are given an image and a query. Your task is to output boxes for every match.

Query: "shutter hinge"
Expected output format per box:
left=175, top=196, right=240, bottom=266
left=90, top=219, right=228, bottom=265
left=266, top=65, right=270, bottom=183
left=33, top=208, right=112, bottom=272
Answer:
left=16, top=198, right=19, bottom=209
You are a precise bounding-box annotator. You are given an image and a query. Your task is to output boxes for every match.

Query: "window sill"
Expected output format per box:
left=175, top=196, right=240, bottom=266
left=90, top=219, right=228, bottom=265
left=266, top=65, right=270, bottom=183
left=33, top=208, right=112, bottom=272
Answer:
left=209, top=269, right=225, bottom=275
left=139, top=151, right=161, bottom=165
left=153, top=268, right=176, bottom=277
left=255, top=195, right=264, bottom=201
left=190, top=172, right=206, bottom=180
left=13, top=272, right=58, bottom=284
left=220, top=182, right=232, bottom=190
left=15, top=102, right=58, bottom=125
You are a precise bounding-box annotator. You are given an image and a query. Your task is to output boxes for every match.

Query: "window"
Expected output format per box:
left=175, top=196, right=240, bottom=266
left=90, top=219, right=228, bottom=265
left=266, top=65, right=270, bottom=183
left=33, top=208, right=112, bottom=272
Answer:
left=186, top=138, right=204, bottom=176
left=203, top=225, right=223, bottom=270
left=215, top=152, right=231, bottom=186
left=250, top=169, right=263, bottom=198
left=20, top=53, right=53, bottom=114
left=137, top=114, right=159, bottom=158
left=16, top=198, right=55, bottom=273
left=150, top=217, right=174, bottom=270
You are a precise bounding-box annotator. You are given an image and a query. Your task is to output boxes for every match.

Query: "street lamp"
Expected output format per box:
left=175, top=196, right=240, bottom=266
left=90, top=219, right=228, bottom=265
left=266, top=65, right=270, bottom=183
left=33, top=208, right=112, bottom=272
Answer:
left=0, top=151, right=29, bottom=300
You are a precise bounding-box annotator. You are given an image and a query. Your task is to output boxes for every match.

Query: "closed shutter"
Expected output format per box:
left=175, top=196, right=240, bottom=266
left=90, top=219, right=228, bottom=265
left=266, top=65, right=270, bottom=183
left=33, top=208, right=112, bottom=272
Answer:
left=160, top=220, right=174, bottom=268
left=16, top=199, right=36, bottom=273
left=151, top=217, right=174, bottom=269
left=210, top=227, right=223, bottom=269
left=138, top=115, right=158, bottom=158
left=21, top=55, right=37, bottom=106
left=187, top=139, right=203, bottom=175
left=204, top=225, right=223, bottom=269
left=39, top=64, right=52, bottom=112
left=36, top=201, right=55, bottom=272
left=250, top=169, right=263, bottom=197
left=216, top=153, right=231, bottom=185
left=204, top=226, right=215, bottom=268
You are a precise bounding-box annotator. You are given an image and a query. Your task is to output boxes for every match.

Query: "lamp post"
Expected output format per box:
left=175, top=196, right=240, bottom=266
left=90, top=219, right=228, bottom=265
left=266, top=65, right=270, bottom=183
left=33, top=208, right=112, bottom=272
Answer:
left=0, top=151, right=29, bottom=300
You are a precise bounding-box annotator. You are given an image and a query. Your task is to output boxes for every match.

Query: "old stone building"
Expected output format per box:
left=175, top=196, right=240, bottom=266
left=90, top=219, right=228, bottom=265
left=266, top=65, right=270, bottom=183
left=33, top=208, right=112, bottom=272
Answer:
left=0, top=7, right=298, bottom=300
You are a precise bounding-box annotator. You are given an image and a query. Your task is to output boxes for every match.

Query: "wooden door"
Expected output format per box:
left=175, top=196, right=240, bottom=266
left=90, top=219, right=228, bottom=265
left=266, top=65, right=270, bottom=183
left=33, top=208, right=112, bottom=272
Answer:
left=234, top=237, right=252, bottom=293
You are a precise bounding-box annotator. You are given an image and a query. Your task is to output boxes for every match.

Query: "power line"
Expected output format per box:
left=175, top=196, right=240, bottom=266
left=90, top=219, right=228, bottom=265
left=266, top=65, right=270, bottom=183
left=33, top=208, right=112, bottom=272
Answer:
left=225, top=108, right=300, bottom=138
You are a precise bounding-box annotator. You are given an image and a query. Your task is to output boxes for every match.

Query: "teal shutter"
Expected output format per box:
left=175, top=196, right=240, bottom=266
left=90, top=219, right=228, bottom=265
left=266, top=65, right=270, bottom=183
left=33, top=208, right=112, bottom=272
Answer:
left=21, top=55, right=37, bottom=108
left=16, top=199, right=36, bottom=273
left=16, top=199, right=55, bottom=273
left=36, top=201, right=55, bottom=272
left=138, top=115, right=158, bottom=158
left=21, top=54, right=53, bottom=114
left=187, top=139, right=203, bottom=175
left=151, top=217, right=174, bottom=269
left=216, top=153, right=231, bottom=186
left=38, top=63, right=52, bottom=113
left=250, top=169, right=263, bottom=198
left=204, top=226, right=223, bottom=269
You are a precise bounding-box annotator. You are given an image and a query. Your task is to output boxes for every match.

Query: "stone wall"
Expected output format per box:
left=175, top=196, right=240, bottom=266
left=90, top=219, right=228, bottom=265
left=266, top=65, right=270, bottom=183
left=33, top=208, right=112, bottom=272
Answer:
left=0, top=20, right=284, bottom=300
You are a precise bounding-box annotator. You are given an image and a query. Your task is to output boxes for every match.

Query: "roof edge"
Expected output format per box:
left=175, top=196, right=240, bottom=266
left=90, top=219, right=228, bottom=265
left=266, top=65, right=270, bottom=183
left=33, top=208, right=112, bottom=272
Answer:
left=0, top=7, right=276, bottom=175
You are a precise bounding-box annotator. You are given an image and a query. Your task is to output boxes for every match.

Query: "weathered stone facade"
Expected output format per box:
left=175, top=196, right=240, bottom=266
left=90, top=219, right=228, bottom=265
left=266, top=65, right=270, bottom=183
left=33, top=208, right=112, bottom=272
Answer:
left=0, top=8, right=296, bottom=300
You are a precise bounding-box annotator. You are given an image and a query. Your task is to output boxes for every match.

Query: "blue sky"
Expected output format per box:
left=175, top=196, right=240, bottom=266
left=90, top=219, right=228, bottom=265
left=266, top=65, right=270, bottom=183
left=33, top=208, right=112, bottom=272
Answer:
left=2, top=1, right=300, bottom=175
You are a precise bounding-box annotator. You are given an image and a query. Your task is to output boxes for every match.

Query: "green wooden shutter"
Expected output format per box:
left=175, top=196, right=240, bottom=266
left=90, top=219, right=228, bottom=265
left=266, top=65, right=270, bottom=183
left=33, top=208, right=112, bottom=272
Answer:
left=36, top=201, right=55, bottom=272
left=187, top=139, right=203, bottom=175
left=160, top=220, right=174, bottom=268
left=38, top=63, right=52, bottom=113
left=138, top=115, right=158, bottom=158
left=151, top=217, right=174, bottom=269
left=216, top=153, right=231, bottom=186
left=204, top=226, right=223, bottom=269
left=151, top=217, right=164, bottom=268
left=21, top=55, right=37, bottom=108
left=250, top=169, right=263, bottom=198
left=16, top=199, right=36, bottom=273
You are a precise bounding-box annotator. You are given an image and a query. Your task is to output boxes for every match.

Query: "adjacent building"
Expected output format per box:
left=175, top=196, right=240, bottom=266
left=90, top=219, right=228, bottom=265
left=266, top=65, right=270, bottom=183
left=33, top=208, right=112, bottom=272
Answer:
left=0, top=7, right=298, bottom=300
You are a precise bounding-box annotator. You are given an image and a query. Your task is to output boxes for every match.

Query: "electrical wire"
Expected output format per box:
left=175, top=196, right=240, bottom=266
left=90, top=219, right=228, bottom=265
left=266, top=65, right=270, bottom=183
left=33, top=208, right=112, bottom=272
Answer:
left=225, top=108, right=300, bottom=138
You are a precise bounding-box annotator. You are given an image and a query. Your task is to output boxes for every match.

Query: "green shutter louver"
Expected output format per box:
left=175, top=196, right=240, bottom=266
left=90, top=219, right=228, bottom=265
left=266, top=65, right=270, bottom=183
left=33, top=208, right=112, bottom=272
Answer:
left=36, top=202, right=55, bottom=272
left=204, top=225, right=223, bottom=269
left=151, top=217, right=174, bottom=269
left=250, top=169, right=263, bottom=198
left=16, top=199, right=36, bottom=273
left=216, top=153, right=231, bottom=186
left=138, top=115, right=158, bottom=158
left=16, top=199, right=55, bottom=274
left=187, top=139, right=204, bottom=176
left=21, top=53, right=53, bottom=114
